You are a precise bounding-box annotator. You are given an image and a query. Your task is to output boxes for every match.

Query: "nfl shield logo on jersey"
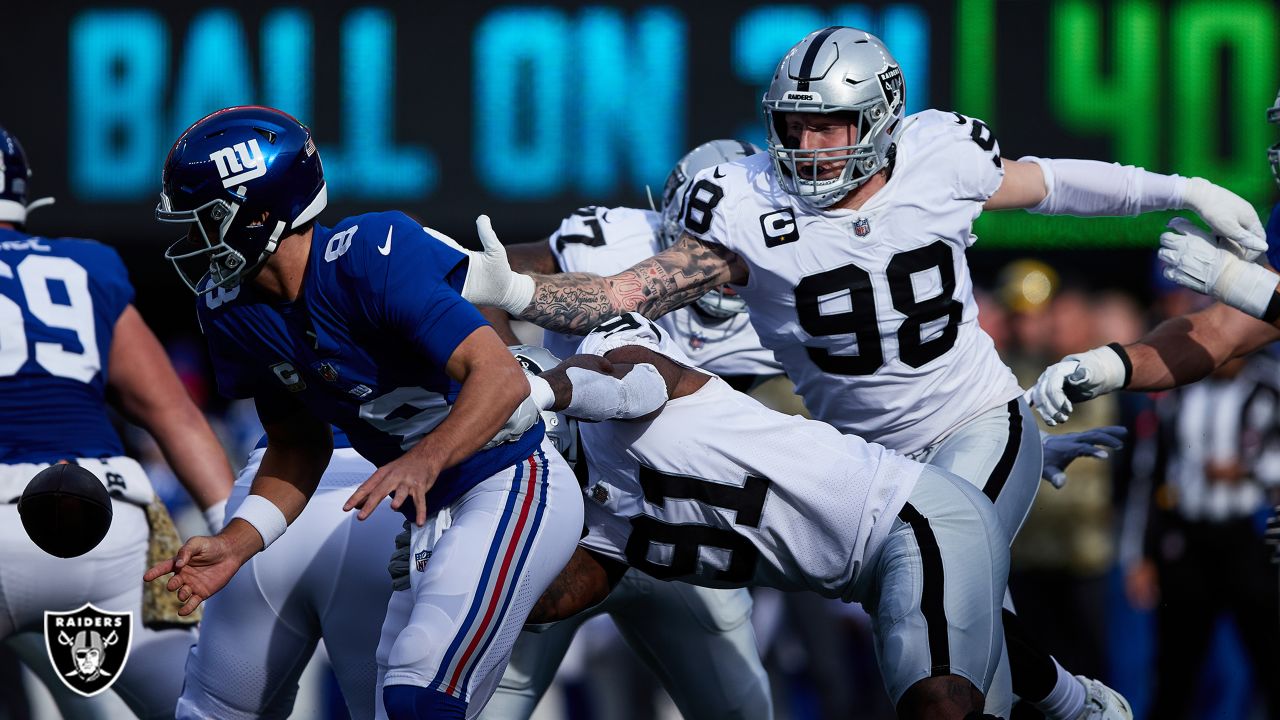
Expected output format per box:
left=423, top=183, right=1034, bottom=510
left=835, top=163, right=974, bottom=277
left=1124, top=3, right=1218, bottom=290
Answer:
left=854, top=217, right=871, bottom=237
left=44, top=604, right=132, bottom=697
left=415, top=549, right=432, bottom=572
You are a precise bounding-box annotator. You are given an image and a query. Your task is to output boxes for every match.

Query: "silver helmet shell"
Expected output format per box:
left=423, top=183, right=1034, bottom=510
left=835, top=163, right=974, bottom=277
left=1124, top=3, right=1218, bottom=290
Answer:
left=659, top=139, right=760, bottom=318
left=762, top=27, right=905, bottom=208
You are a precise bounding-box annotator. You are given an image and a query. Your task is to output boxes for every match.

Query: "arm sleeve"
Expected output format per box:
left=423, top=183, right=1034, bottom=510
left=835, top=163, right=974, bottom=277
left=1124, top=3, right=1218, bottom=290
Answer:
left=373, top=213, right=490, bottom=368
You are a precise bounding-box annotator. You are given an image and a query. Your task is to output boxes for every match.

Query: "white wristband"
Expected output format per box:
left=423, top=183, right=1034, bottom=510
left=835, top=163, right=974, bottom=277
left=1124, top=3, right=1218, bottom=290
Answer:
left=564, top=363, right=668, bottom=421
left=1217, top=259, right=1280, bottom=319
left=230, top=495, right=288, bottom=550
left=202, top=499, right=228, bottom=534
left=527, top=374, right=557, bottom=411
left=500, top=274, right=536, bottom=316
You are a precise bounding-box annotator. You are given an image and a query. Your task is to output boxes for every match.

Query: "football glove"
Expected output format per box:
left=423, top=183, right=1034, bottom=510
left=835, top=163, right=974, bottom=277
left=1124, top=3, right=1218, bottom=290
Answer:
left=1027, top=345, right=1131, bottom=426
left=1181, top=178, right=1267, bottom=261
left=1158, top=217, right=1279, bottom=319
left=1041, top=426, right=1127, bottom=489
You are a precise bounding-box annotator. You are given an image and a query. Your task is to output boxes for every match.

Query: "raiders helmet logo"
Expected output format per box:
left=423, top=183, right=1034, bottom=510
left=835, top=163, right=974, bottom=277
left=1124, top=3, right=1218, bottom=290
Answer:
left=44, top=604, right=133, bottom=697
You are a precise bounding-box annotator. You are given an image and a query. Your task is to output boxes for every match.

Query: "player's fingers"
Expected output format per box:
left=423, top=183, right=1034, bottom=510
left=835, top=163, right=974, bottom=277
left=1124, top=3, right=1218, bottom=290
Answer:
left=360, top=476, right=395, bottom=520
left=143, top=557, right=175, bottom=583
left=476, top=215, right=502, bottom=251
left=177, top=585, right=191, bottom=603
left=345, top=469, right=385, bottom=512
left=179, top=594, right=202, bottom=617
left=166, top=571, right=184, bottom=592
left=1165, top=216, right=1199, bottom=235
left=414, top=486, right=428, bottom=527
left=389, top=484, right=405, bottom=511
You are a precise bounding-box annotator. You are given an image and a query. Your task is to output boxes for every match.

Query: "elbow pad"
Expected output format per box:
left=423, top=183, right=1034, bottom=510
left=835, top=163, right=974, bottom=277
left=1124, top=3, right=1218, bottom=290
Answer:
left=564, top=363, right=668, bottom=421
left=1022, top=156, right=1185, bottom=217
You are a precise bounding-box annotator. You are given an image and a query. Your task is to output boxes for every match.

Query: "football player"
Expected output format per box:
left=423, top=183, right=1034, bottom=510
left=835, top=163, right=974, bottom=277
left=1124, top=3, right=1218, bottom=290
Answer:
left=175, top=427, right=402, bottom=720
left=505, top=312, right=1012, bottom=720
left=142, top=106, right=582, bottom=720
left=0, top=126, right=233, bottom=718
left=478, top=141, right=779, bottom=720
left=460, top=25, right=1253, bottom=719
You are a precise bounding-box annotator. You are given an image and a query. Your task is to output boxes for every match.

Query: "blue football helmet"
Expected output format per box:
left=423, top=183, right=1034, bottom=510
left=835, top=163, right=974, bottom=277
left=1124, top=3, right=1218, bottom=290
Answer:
left=0, top=127, right=55, bottom=226
left=156, top=106, right=327, bottom=293
left=658, top=139, right=761, bottom=318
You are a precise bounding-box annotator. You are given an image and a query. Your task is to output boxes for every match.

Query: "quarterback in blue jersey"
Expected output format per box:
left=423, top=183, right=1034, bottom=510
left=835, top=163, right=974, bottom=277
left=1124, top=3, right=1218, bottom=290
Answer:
left=0, top=126, right=233, bottom=718
left=144, top=106, right=582, bottom=719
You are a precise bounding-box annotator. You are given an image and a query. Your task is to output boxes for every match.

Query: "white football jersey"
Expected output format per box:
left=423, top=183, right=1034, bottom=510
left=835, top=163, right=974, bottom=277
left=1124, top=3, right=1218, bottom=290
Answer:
left=679, top=110, right=1023, bottom=454
left=573, top=313, right=919, bottom=600
left=545, top=205, right=782, bottom=378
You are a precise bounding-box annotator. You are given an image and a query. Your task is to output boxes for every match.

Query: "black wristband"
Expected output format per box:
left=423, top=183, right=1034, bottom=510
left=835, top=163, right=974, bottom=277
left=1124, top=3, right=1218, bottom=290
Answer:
left=1106, top=342, right=1133, bottom=389
left=1264, top=290, right=1280, bottom=325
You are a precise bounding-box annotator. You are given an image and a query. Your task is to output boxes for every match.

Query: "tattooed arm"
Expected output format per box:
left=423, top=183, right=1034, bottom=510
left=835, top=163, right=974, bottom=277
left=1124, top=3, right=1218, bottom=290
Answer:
left=519, top=233, right=747, bottom=335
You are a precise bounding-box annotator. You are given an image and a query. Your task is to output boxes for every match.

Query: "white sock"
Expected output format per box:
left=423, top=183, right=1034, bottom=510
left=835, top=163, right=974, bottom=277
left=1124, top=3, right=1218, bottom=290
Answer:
left=1031, top=660, right=1086, bottom=719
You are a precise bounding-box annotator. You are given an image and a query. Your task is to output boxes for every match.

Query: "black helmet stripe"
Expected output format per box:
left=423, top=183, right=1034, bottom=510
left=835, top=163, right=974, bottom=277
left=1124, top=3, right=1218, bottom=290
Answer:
left=796, top=26, right=845, bottom=91
left=737, top=140, right=758, bottom=157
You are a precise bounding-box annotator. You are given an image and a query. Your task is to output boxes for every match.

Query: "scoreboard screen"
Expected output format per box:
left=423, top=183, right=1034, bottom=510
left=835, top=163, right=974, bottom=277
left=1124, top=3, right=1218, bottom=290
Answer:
left=4, top=1, right=1277, bottom=246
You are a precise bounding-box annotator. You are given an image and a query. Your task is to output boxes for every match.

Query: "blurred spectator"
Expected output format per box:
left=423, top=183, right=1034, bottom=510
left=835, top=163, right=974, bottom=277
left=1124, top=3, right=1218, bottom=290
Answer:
left=1123, top=350, right=1280, bottom=719
left=1006, top=287, right=1138, bottom=689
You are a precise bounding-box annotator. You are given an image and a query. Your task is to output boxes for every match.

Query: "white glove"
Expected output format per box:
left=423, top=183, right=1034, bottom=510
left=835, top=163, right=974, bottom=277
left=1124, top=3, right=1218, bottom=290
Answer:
left=450, top=215, right=536, bottom=315
left=1026, top=345, right=1130, bottom=426
left=1159, top=217, right=1279, bottom=318
left=1181, top=177, right=1267, bottom=261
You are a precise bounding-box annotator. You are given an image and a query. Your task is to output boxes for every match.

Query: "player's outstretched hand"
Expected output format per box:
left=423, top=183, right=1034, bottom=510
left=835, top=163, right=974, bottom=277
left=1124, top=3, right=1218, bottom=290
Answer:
left=1027, top=345, right=1129, bottom=426
left=345, top=449, right=441, bottom=527
left=1159, top=217, right=1280, bottom=319
left=143, top=533, right=246, bottom=616
left=453, top=216, right=536, bottom=315
left=1041, top=426, right=1127, bottom=489
left=1182, top=177, right=1267, bottom=261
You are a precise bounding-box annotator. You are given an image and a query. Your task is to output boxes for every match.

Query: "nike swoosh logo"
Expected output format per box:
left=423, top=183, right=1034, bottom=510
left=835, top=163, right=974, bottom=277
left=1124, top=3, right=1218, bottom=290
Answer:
left=714, top=168, right=726, bottom=178
left=378, top=227, right=393, bottom=256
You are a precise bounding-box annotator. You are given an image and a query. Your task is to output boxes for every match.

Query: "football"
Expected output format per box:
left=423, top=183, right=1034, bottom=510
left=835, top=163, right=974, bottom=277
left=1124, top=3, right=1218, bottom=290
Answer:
left=18, top=463, right=113, bottom=559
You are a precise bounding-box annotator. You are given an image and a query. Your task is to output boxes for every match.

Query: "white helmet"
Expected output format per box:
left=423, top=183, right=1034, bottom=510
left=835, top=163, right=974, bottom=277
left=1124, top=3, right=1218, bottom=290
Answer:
left=762, top=27, right=905, bottom=207
left=659, top=139, right=761, bottom=318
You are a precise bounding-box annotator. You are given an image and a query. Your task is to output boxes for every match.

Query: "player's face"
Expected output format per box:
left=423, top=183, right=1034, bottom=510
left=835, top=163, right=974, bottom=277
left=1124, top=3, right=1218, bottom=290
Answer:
left=783, top=112, right=859, bottom=179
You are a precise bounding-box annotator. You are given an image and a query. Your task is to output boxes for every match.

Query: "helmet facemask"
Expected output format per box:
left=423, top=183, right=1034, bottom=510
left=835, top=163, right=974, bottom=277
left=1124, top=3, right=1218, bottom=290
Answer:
left=765, top=103, right=894, bottom=208
left=157, top=193, right=279, bottom=294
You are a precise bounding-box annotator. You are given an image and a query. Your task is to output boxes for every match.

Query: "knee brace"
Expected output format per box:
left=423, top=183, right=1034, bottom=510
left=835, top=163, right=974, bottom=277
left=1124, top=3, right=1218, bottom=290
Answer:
left=383, top=685, right=467, bottom=720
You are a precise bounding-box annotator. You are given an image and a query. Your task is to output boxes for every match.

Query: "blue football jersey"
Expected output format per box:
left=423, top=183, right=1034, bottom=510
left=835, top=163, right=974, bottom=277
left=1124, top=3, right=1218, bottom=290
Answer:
left=1267, top=202, right=1280, bottom=270
left=254, top=426, right=352, bottom=451
left=0, top=229, right=134, bottom=462
left=199, top=211, right=543, bottom=514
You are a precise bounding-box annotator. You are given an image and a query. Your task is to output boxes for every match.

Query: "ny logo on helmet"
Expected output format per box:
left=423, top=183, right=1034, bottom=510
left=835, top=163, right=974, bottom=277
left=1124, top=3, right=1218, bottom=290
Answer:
left=43, top=604, right=132, bottom=697
left=209, top=138, right=266, bottom=188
